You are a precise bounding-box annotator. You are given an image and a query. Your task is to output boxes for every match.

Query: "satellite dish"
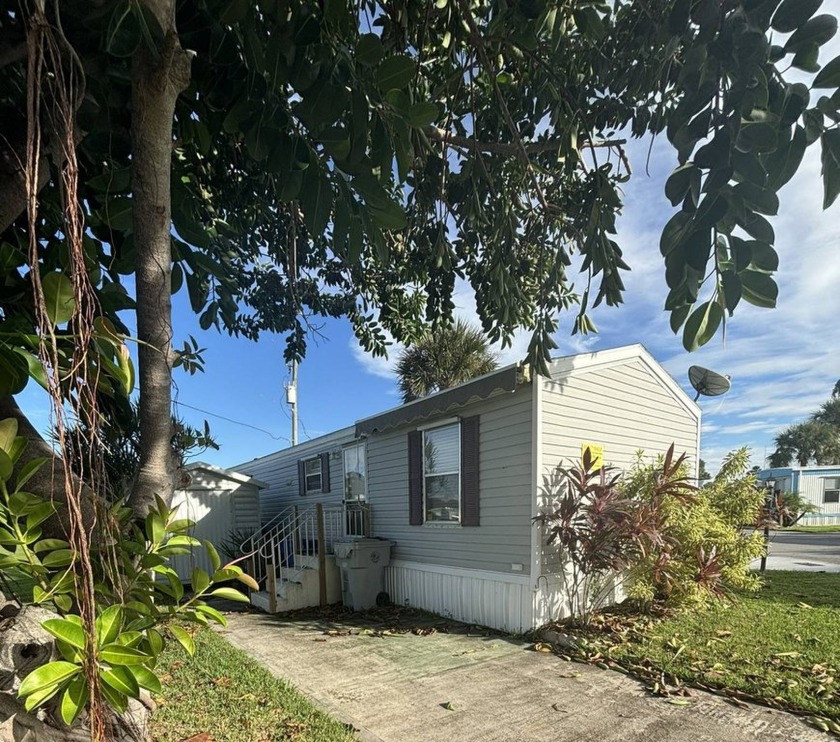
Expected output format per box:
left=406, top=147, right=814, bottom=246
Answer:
left=688, top=365, right=731, bottom=402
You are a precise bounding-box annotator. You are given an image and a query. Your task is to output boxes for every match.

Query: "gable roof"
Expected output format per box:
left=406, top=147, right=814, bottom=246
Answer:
left=184, top=462, right=268, bottom=489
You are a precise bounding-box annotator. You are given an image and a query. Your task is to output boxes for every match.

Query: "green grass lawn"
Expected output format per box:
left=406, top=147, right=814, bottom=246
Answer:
left=588, top=572, right=840, bottom=723
left=151, top=626, right=356, bottom=742
left=782, top=525, right=840, bottom=533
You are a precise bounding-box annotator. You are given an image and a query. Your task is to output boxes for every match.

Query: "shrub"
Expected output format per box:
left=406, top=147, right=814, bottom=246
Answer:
left=534, top=446, right=694, bottom=625
left=624, top=447, right=765, bottom=607
left=0, top=417, right=256, bottom=728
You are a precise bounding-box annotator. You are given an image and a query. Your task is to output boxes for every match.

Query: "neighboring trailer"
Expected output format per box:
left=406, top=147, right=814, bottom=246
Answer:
left=758, top=466, right=840, bottom=526
left=169, top=463, right=265, bottom=582
left=237, top=344, right=701, bottom=632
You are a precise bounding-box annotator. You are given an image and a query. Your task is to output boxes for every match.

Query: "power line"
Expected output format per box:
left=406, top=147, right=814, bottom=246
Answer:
left=173, top=401, right=290, bottom=443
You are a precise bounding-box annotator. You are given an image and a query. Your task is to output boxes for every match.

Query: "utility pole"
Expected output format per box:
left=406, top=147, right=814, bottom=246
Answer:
left=286, top=361, right=298, bottom=446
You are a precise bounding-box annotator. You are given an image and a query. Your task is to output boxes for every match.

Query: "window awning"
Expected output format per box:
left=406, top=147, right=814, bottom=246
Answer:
left=355, top=364, right=527, bottom=436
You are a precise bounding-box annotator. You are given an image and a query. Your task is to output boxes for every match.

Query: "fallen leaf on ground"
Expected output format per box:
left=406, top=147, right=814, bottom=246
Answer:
left=441, top=701, right=455, bottom=711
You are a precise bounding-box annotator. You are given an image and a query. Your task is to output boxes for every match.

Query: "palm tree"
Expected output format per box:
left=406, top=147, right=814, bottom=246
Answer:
left=768, top=420, right=840, bottom=467
left=395, top=320, right=498, bottom=403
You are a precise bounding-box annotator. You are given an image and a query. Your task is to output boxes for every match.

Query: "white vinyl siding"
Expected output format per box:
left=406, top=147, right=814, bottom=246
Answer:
left=367, top=387, right=533, bottom=574
left=538, top=357, right=700, bottom=574
left=235, top=428, right=356, bottom=524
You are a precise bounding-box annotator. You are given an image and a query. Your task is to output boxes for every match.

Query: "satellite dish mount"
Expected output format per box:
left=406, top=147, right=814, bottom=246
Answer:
left=688, top=365, right=731, bottom=402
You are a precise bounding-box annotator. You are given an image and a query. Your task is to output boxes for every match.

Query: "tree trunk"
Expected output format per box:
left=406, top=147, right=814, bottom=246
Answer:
left=0, top=396, right=96, bottom=540
left=127, top=3, right=190, bottom=518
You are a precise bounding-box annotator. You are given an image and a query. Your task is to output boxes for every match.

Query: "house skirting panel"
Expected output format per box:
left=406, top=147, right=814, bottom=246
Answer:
left=385, top=560, right=533, bottom=634
left=532, top=572, right=626, bottom=629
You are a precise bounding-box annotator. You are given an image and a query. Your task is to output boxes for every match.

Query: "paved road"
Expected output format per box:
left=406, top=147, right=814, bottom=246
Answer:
left=222, top=610, right=824, bottom=742
left=751, top=531, right=840, bottom=572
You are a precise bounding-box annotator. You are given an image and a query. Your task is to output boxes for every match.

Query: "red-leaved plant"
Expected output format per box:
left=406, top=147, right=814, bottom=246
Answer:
left=535, top=445, right=696, bottom=625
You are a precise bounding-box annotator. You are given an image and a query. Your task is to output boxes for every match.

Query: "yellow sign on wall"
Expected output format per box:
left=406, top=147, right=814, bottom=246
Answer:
left=581, top=442, right=604, bottom=471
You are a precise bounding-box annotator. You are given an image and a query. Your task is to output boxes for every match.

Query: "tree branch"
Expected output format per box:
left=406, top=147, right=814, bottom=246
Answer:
left=423, top=125, right=627, bottom=157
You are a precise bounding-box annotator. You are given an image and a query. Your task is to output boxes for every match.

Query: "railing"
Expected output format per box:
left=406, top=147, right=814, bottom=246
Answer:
left=243, top=502, right=371, bottom=595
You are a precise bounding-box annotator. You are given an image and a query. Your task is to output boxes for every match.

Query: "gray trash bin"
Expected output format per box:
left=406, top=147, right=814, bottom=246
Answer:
left=333, top=537, right=393, bottom=610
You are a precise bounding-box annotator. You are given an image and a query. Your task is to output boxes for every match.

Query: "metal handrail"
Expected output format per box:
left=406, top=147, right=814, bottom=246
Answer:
left=248, top=502, right=371, bottom=596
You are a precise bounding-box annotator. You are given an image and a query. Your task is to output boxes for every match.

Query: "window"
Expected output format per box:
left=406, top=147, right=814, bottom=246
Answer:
left=343, top=443, right=366, bottom=501
left=824, top=478, right=840, bottom=504
left=423, top=423, right=460, bottom=523
left=304, top=457, right=323, bottom=493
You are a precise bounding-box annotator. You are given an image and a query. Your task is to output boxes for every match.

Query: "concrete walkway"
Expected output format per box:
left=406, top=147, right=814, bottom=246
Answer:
left=220, top=608, right=824, bottom=742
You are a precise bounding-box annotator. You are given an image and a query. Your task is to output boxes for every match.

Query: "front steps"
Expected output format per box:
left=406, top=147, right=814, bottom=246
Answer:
left=251, top=554, right=341, bottom=612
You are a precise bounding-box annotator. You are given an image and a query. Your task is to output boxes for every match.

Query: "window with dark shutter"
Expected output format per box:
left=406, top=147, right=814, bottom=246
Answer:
left=408, top=431, right=423, bottom=525
left=460, top=416, right=480, bottom=526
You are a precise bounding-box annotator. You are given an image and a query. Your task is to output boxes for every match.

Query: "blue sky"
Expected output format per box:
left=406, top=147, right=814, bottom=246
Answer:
left=15, top=15, right=840, bottom=476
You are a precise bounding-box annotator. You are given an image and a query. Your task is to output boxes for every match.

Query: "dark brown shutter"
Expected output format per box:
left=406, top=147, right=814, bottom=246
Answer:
left=320, top=452, right=331, bottom=493
left=461, top=416, right=480, bottom=527
left=297, top=460, right=306, bottom=496
left=408, top=431, right=423, bottom=525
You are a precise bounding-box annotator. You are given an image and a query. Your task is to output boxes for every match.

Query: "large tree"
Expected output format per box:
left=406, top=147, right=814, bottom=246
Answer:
left=395, top=319, right=498, bottom=402
left=4, top=0, right=840, bottom=516
left=769, top=420, right=840, bottom=467
left=3, top=1, right=840, bottom=736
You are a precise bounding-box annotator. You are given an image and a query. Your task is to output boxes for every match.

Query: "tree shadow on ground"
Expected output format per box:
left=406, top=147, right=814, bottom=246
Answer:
left=240, top=602, right=527, bottom=646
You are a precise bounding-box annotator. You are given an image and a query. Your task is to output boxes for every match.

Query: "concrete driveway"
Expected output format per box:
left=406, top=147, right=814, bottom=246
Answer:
left=751, top=531, right=840, bottom=572
left=220, top=608, right=823, bottom=742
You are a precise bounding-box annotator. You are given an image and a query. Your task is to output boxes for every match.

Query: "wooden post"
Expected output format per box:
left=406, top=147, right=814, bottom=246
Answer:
left=266, top=560, right=277, bottom=613
left=363, top=505, right=371, bottom=537
left=316, top=503, right=327, bottom=606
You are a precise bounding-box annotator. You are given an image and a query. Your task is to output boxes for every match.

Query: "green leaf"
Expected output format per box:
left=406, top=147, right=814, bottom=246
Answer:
left=814, top=53, right=840, bottom=87
left=204, top=540, right=221, bottom=572
left=60, top=676, right=89, bottom=727
left=720, top=270, right=742, bottom=315
left=0, top=347, right=29, bottom=398
left=376, top=56, right=415, bottom=91
left=210, top=587, right=250, bottom=603
left=195, top=603, right=227, bottom=626
left=740, top=270, right=778, bottom=307
left=169, top=625, right=196, bottom=657
left=772, top=0, right=822, bottom=33
left=784, top=14, right=837, bottom=53
left=42, top=619, right=86, bottom=651
left=665, top=164, right=700, bottom=206
left=0, top=417, right=18, bottom=455
left=128, top=665, right=162, bottom=694
left=15, top=457, right=47, bottom=491
left=146, top=512, right=165, bottom=545
left=101, top=666, right=140, bottom=698
left=100, top=679, right=128, bottom=713
left=0, top=448, right=12, bottom=483
left=356, top=33, right=384, bottom=66
left=369, top=199, right=408, bottom=231
left=682, top=301, right=723, bottom=351
left=95, top=605, right=124, bottom=647
left=26, top=502, right=56, bottom=531
left=41, top=272, right=76, bottom=326
left=99, top=643, right=151, bottom=666
left=732, top=183, right=779, bottom=215
left=146, top=628, right=164, bottom=657
left=747, top=241, right=779, bottom=271
left=406, top=102, right=439, bottom=128
left=191, top=567, right=210, bottom=595
left=24, top=684, right=63, bottom=712
left=300, top=168, right=333, bottom=236
left=18, top=661, right=81, bottom=698
left=820, top=128, right=840, bottom=208
left=41, top=549, right=74, bottom=568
